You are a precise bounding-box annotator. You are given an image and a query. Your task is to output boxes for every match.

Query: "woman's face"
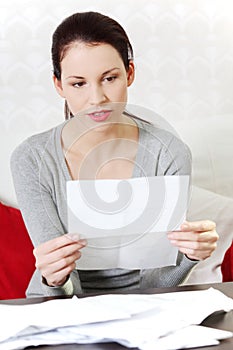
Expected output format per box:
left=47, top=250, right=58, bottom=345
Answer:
left=54, top=42, right=135, bottom=123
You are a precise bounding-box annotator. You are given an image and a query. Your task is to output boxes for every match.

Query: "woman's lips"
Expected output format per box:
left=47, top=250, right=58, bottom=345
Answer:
left=87, top=110, right=112, bottom=122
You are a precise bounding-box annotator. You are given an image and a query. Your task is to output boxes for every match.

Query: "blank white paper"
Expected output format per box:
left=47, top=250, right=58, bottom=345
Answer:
left=67, top=176, right=190, bottom=269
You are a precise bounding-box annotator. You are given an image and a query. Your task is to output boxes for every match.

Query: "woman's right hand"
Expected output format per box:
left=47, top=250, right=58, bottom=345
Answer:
left=33, top=234, right=86, bottom=287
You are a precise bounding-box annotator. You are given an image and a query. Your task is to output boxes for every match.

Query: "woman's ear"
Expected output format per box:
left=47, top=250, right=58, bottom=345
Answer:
left=127, top=61, right=135, bottom=87
left=53, top=76, right=65, bottom=98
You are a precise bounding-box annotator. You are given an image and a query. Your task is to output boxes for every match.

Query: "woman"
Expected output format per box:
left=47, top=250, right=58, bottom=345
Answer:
left=11, top=12, right=218, bottom=297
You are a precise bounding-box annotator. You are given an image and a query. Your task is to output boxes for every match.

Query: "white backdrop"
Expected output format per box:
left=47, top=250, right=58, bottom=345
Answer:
left=1, top=0, right=233, bottom=205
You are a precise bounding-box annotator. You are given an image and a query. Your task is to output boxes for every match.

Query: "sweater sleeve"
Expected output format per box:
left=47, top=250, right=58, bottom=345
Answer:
left=11, top=139, right=64, bottom=246
left=10, top=139, right=82, bottom=297
left=159, top=133, right=192, bottom=176
left=140, top=252, right=198, bottom=289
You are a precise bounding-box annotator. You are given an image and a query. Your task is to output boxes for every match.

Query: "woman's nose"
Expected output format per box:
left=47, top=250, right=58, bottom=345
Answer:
left=89, top=84, right=107, bottom=105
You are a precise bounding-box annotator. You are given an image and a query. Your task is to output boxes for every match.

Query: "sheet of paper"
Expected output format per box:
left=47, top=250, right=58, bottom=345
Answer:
left=0, top=296, right=130, bottom=343
left=0, top=288, right=233, bottom=350
left=67, top=175, right=189, bottom=269
left=56, top=288, right=233, bottom=347
left=1, top=326, right=231, bottom=350
left=140, top=325, right=233, bottom=350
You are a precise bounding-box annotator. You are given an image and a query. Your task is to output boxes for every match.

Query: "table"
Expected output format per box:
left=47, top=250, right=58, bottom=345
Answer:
left=1, top=282, right=233, bottom=350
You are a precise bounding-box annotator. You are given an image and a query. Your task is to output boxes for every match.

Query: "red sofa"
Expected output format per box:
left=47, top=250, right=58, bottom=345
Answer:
left=0, top=202, right=35, bottom=299
left=221, top=242, right=233, bottom=282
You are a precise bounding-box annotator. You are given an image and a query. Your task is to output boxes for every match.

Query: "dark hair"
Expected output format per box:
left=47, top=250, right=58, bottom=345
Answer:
left=52, top=11, right=133, bottom=81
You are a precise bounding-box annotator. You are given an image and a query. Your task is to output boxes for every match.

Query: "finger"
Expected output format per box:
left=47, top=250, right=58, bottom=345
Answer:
left=49, top=244, right=84, bottom=264
left=180, top=220, right=216, bottom=232
left=36, top=234, right=86, bottom=254
left=35, top=240, right=86, bottom=266
left=177, top=245, right=215, bottom=260
left=41, top=251, right=82, bottom=274
left=36, top=244, right=82, bottom=268
left=45, top=263, right=77, bottom=287
left=167, top=230, right=218, bottom=242
left=170, top=239, right=215, bottom=251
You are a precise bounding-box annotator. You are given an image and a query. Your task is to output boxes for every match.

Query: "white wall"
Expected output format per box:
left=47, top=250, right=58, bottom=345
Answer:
left=1, top=0, right=233, bottom=205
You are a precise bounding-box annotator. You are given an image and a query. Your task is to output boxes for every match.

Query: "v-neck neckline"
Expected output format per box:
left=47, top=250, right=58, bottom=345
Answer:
left=55, top=118, right=145, bottom=181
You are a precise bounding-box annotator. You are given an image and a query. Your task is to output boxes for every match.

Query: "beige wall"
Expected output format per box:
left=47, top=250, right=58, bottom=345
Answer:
left=1, top=0, right=233, bottom=204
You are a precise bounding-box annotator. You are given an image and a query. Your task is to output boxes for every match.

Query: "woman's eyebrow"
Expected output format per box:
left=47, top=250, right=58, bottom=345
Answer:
left=102, top=67, right=120, bottom=76
left=66, top=75, right=84, bottom=80
left=66, top=68, right=120, bottom=80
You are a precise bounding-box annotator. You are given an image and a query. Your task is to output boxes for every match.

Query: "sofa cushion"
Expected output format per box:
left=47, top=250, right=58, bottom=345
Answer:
left=174, top=114, right=233, bottom=199
left=0, top=202, right=35, bottom=299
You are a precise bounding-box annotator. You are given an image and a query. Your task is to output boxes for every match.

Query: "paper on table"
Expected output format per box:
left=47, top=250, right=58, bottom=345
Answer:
left=1, top=326, right=231, bottom=350
left=67, top=175, right=189, bottom=269
left=140, top=325, right=233, bottom=350
left=58, top=288, right=233, bottom=348
left=0, top=296, right=130, bottom=343
left=1, top=288, right=233, bottom=350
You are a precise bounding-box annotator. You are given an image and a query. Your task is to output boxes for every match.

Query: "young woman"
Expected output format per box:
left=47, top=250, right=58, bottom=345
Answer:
left=11, top=12, right=218, bottom=297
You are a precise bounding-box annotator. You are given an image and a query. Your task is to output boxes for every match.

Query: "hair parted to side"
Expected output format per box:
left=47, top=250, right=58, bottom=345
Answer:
left=51, top=12, right=134, bottom=120
left=52, top=11, right=134, bottom=79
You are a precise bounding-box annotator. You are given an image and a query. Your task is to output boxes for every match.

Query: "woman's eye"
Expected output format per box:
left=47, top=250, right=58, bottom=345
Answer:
left=104, top=76, right=117, bottom=83
left=73, top=81, right=86, bottom=88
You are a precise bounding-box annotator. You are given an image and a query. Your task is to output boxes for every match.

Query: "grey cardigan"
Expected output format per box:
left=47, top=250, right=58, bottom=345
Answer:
left=11, top=118, right=197, bottom=297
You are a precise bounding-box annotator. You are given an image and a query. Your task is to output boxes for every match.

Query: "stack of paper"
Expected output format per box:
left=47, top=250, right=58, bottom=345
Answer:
left=0, top=288, right=232, bottom=350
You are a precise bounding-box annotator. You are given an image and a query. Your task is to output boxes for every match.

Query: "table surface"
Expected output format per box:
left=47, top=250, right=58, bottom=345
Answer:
left=1, top=282, right=233, bottom=350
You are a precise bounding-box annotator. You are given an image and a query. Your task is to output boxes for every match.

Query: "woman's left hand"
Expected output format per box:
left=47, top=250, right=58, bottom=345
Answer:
left=167, top=220, right=219, bottom=261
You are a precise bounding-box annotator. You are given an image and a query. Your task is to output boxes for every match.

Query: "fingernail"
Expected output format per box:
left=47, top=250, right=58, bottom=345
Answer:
left=66, top=233, right=80, bottom=241
left=79, top=239, right=87, bottom=246
left=181, top=223, right=189, bottom=230
left=170, top=240, right=177, bottom=245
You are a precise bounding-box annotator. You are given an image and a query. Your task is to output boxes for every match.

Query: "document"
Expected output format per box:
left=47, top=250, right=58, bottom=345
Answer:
left=67, top=175, right=189, bottom=269
left=142, top=325, right=231, bottom=350
left=0, top=288, right=232, bottom=350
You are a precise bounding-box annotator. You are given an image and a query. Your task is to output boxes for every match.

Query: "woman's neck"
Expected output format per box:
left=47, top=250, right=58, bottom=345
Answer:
left=61, top=115, right=139, bottom=180
left=62, top=114, right=138, bottom=157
